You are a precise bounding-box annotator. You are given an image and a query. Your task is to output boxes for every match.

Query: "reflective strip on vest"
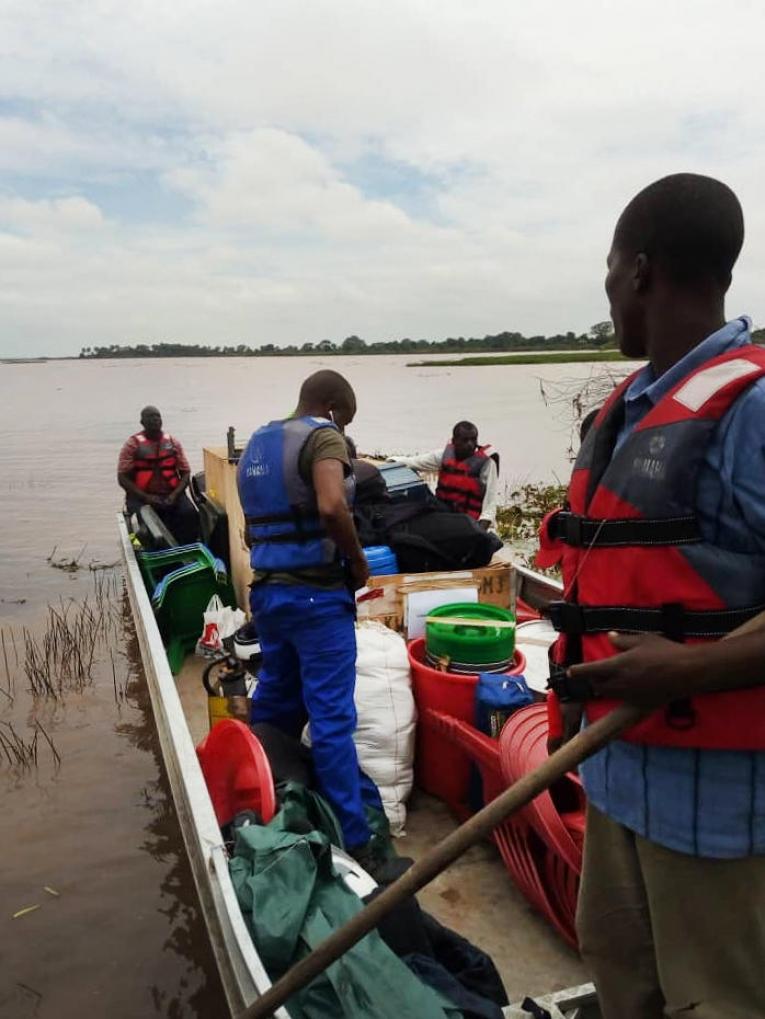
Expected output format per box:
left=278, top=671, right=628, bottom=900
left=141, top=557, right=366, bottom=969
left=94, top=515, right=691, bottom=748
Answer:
left=543, top=344, right=765, bottom=751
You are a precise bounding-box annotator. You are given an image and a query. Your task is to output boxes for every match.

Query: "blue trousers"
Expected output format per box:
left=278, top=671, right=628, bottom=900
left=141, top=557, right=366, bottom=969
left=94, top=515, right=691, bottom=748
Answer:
left=249, top=583, right=382, bottom=849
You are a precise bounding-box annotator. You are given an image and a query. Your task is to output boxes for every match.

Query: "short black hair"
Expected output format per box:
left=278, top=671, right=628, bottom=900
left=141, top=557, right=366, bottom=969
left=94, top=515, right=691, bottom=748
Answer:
left=452, top=420, right=477, bottom=437
left=614, top=173, right=744, bottom=289
left=298, top=370, right=356, bottom=414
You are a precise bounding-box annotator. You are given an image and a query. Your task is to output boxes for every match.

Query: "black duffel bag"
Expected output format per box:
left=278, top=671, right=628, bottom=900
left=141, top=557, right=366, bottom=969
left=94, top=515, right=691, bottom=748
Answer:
left=352, top=458, right=502, bottom=572
left=388, top=509, right=502, bottom=573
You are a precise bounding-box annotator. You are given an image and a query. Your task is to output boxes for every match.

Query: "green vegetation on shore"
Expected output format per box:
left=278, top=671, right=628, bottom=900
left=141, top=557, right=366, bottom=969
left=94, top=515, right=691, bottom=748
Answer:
left=495, top=482, right=567, bottom=571
left=496, top=483, right=567, bottom=544
left=76, top=327, right=765, bottom=364
left=79, top=321, right=619, bottom=359
left=408, top=350, right=625, bottom=367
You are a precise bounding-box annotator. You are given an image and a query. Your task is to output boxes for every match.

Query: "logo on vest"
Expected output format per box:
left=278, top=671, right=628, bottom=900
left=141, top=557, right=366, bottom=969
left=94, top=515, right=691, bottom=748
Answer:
left=648, top=433, right=666, bottom=457
left=244, top=457, right=270, bottom=479
left=632, top=432, right=666, bottom=481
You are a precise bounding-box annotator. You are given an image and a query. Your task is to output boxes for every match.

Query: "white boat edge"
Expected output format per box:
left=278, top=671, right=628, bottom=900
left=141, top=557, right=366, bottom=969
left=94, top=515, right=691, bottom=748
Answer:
left=118, top=513, right=290, bottom=1018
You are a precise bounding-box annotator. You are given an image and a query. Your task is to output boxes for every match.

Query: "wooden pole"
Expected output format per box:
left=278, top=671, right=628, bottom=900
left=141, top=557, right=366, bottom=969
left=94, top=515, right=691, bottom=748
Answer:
left=238, top=702, right=645, bottom=1019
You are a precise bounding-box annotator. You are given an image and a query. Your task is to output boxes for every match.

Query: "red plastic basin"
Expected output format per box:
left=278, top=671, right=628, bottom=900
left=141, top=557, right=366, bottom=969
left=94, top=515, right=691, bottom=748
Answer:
left=196, top=719, right=277, bottom=828
left=407, top=637, right=526, bottom=817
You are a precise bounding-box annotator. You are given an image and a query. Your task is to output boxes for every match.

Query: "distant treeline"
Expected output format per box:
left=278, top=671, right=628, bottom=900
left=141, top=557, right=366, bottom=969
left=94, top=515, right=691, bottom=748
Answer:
left=79, top=322, right=765, bottom=360
left=78, top=322, right=619, bottom=359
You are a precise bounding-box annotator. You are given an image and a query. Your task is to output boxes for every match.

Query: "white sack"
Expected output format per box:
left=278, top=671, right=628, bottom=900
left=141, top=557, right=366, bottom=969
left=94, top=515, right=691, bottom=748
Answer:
left=303, top=620, right=416, bottom=836
left=353, top=620, right=416, bottom=836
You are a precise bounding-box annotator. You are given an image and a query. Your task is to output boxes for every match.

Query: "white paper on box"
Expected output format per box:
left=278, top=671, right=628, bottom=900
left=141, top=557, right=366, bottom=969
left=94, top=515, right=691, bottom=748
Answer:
left=405, top=586, right=479, bottom=640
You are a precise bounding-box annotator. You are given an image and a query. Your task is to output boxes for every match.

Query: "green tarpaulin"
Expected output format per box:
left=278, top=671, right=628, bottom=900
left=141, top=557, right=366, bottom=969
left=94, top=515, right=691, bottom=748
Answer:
left=230, top=784, right=462, bottom=1019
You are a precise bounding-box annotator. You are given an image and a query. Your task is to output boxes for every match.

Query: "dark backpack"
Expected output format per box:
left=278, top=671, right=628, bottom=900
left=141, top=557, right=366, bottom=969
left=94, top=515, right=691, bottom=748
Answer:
left=354, top=499, right=429, bottom=548
left=352, top=459, right=389, bottom=505
left=388, top=509, right=502, bottom=573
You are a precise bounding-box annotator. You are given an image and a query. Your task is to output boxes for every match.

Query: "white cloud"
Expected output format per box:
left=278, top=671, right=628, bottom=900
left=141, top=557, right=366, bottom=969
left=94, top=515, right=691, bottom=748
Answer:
left=0, top=195, right=105, bottom=233
left=0, top=0, right=764, bottom=355
left=166, top=129, right=418, bottom=242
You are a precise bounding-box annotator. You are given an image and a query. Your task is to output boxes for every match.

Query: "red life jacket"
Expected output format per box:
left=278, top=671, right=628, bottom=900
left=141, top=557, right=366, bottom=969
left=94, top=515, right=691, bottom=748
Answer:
left=538, top=345, right=765, bottom=751
left=131, top=431, right=181, bottom=493
left=436, top=443, right=491, bottom=519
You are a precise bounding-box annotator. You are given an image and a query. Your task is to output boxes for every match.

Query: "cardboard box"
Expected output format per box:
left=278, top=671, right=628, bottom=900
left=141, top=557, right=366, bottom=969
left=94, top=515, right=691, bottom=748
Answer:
left=357, top=562, right=513, bottom=635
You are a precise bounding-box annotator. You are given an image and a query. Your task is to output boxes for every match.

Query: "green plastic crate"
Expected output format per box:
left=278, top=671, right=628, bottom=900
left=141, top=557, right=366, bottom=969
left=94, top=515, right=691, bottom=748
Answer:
left=151, top=560, right=234, bottom=674
left=137, top=542, right=226, bottom=594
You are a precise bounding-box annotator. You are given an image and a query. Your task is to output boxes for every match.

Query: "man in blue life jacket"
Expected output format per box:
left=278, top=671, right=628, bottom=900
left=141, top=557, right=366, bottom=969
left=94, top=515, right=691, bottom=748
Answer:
left=541, top=175, right=765, bottom=1018
left=238, top=370, right=385, bottom=869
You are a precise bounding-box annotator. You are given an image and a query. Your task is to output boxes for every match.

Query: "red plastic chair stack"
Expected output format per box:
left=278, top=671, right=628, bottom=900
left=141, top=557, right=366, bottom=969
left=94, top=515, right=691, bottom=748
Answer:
left=426, top=703, right=585, bottom=947
left=499, top=703, right=586, bottom=945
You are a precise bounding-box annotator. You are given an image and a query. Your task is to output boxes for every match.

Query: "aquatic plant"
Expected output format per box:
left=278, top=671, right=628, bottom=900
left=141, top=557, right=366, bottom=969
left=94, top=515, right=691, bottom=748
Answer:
left=0, top=719, right=60, bottom=771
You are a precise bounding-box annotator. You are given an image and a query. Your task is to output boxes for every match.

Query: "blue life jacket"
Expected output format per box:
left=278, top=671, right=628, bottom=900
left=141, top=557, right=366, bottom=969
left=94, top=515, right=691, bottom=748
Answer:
left=238, top=416, right=355, bottom=573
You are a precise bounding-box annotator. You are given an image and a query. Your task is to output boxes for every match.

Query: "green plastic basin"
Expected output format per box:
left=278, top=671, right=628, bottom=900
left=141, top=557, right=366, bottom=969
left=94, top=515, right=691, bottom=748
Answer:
left=425, top=602, right=515, bottom=669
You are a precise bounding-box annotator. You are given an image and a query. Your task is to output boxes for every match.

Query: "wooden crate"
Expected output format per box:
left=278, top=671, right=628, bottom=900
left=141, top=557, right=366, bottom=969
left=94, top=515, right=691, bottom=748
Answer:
left=357, top=562, right=513, bottom=635
left=203, top=447, right=252, bottom=611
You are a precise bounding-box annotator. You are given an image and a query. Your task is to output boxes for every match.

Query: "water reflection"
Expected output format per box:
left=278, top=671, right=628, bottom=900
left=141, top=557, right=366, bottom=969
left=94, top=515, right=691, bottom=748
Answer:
left=118, top=605, right=226, bottom=1016
left=0, top=582, right=226, bottom=1019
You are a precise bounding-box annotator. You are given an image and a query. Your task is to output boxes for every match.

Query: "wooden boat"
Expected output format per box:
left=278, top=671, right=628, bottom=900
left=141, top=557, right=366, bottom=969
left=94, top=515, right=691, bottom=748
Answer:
left=119, top=505, right=600, bottom=1018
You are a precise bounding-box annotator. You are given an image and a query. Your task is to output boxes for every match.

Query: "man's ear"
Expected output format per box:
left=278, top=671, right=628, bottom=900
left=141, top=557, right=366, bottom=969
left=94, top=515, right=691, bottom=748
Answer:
left=633, top=252, right=651, bottom=293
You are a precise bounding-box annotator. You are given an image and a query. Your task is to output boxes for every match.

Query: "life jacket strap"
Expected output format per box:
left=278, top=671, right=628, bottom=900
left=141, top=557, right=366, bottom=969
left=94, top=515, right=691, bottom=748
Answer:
left=252, top=529, right=326, bottom=545
left=548, top=599, right=765, bottom=639
left=434, top=481, right=484, bottom=503
left=549, top=510, right=701, bottom=548
left=245, top=511, right=299, bottom=526
left=246, top=505, right=326, bottom=546
left=548, top=661, right=596, bottom=702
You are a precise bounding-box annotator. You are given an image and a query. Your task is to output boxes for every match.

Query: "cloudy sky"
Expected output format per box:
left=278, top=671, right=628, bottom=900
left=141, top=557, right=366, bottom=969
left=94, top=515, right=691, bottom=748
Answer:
left=1, top=0, right=763, bottom=357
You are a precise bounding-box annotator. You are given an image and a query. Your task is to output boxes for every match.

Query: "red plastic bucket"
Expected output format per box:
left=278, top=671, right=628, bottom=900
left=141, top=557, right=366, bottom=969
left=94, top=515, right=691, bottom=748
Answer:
left=407, top=637, right=526, bottom=817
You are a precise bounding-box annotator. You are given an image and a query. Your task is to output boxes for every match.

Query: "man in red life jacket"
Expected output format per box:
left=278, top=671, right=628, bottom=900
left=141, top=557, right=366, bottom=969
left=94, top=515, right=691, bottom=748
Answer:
left=390, top=421, right=499, bottom=530
left=538, top=174, right=765, bottom=1018
left=118, top=405, right=198, bottom=544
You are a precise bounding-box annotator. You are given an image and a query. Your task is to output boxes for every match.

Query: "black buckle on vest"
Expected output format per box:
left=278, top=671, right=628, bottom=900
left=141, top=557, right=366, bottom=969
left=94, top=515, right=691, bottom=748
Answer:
left=548, top=600, right=586, bottom=635
left=665, top=698, right=697, bottom=730
left=554, top=512, right=583, bottom=546
left=548, top=661, right=595, bottom=702
left=659, top=603, right=685, bottom=643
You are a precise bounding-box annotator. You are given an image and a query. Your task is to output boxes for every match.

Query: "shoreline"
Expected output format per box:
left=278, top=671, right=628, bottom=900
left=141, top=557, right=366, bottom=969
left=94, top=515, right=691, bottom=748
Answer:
left=1, top=348, right=615, bottom=365
left=407, top=350, right=624, bottom=367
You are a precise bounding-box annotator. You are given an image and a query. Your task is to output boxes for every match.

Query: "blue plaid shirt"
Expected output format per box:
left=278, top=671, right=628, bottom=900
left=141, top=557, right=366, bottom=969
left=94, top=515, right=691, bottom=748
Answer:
left=580, top=318, right=765, bottom=857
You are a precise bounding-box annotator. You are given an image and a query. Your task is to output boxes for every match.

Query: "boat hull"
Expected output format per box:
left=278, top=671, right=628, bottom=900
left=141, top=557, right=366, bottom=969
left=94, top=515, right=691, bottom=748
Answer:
left=118, top=514, right=289, bottom=1018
